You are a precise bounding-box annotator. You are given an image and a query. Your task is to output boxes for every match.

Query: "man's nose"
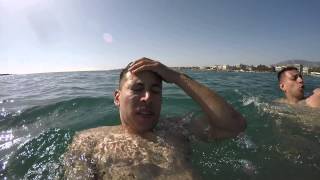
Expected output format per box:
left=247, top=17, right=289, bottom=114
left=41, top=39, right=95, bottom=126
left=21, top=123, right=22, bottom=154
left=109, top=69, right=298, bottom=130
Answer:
left=141, top=90, right=151, bottom=103
left=297, top=76, right=303, bottom=83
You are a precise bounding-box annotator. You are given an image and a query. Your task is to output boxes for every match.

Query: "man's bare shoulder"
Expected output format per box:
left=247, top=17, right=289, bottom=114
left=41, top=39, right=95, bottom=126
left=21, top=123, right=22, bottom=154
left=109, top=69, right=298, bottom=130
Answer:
left=306, top=88, right=320, bottom=108
left=64, top=126, right=122, bottom=179
left=274, top=98, right=307, bottom=106
left=274, top=98, right=287, bottom=104
left=77, top=125, right=120, bottom=137
left=69, top=125, right=121, bottom=149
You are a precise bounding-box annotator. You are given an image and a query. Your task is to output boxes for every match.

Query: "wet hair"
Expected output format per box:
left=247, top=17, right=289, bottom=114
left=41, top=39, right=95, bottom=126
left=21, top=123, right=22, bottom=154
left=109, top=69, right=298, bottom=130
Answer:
left=119, top=62, right=133, bottom=89
left=277, top=66, right=298, bottom=82
left=118, top=62, right=163, bottom=89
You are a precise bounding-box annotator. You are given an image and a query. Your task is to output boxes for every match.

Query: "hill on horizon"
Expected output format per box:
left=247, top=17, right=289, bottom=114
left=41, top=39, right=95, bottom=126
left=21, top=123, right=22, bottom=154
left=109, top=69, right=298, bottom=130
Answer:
left=275, top=59, right=320, bottom=67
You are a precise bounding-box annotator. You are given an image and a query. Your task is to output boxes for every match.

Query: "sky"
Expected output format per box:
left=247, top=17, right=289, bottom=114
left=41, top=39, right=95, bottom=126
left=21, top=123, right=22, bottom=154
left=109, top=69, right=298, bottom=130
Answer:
left=1, top=0, right=320, bottom=74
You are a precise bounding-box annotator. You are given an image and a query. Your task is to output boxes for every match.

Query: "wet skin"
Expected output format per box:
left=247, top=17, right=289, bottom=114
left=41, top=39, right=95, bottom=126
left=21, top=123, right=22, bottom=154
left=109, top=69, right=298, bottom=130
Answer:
left=279, top=70, right=304, bottom=104
left=114, top=71, right=162, bottom=134
left=278, top=69, right=320, bottom=108
left=63, top=58, right=246, bottom=179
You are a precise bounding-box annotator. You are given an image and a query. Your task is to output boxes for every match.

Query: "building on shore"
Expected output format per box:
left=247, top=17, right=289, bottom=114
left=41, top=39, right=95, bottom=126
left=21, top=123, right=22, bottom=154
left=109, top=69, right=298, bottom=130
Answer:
left=217, top=65, right=229, bottom=71
left=302, top=66, right=309, bottom=75
left=275, top=64, right=304, bottom=73
left=275, top=66, right=286, bottom=72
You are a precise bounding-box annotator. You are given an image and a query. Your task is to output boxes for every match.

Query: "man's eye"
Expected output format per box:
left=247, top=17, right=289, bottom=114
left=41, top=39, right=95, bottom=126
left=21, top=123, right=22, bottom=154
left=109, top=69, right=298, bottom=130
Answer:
left=293, top=75, right=302, bottom=80
left=131, top=85, right=144, bottom=92
left=151, top=87, right=161, bottom=94
left=290, top=75, right=299, bottom=80
left=132, top=87, right=143, bottom=92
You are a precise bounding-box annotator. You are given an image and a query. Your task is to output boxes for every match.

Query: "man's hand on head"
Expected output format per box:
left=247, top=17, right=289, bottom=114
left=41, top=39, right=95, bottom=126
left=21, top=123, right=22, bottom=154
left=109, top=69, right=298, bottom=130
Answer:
left=313, top=88, right=320, bottom=95
left=128, top=57, right=180, bottom=84
left=127, top=57, right=246, bottom=139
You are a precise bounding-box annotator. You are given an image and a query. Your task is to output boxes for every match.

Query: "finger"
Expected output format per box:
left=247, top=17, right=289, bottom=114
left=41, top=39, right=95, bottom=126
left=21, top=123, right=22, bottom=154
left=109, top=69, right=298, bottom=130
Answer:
left=139, top=57, right=154, bottom=62
left=131, top=64, right=167, bottom=83
left=131, top=64, right=158, bottom=74
left=314, top=88, right=320, bottom=94
left=129, top=60, right=157, bottom=72
left=128, top=60, right=148, bottom=71
left=130, top=57, right=154, bottom=68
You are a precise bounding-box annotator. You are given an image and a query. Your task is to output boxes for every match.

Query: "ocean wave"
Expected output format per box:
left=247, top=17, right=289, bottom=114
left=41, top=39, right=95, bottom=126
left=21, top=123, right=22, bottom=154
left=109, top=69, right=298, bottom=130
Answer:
left=0, top=96, right=115, bottom=131
left=3, top=128, right=74, bottom=179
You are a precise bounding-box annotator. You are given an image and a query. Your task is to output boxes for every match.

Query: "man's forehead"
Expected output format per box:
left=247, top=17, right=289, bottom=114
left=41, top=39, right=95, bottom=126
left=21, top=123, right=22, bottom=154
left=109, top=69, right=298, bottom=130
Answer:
left=284, top=70, right=299, bottom=76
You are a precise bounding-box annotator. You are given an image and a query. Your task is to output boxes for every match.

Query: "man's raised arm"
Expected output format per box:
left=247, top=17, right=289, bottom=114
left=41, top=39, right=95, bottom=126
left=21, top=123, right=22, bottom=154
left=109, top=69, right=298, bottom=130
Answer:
left=306, top=88, right=320, bottom=108
left=129, top=57, right=246, bottom=139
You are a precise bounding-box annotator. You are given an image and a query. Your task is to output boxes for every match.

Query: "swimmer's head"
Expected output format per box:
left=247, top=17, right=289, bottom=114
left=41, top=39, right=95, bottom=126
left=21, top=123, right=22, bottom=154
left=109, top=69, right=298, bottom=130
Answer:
left=278, top=66, right=304, bottom=101
left=115, top=62, right=163, bottom=134
left=277, top=67, right=299, bottom=82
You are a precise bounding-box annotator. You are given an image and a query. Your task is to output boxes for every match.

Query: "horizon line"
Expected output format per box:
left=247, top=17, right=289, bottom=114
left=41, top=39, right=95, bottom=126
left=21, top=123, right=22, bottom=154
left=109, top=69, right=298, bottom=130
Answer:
left=3, top=61, right=320, bottom=75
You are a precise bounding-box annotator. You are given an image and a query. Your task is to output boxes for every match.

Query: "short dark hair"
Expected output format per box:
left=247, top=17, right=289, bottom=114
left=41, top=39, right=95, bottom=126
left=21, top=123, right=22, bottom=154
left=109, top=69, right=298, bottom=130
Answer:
left=118, top=62, right=163, bottom=89
left=277, top=66, right=298, bottom=82
left=118, top=62, right=133, bottom=89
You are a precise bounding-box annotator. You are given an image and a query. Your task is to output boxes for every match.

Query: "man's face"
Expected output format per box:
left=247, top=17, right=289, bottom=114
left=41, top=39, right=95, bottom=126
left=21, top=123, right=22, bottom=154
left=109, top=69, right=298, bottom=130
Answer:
left=280, top=70, right=304, bottom=100
left=114, top=71, right=162, bottom=133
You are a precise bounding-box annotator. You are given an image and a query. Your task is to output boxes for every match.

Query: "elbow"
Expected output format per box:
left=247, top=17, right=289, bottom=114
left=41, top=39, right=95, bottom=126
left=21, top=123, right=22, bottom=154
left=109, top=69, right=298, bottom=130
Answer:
left=230, top=115, right=247, bottom=138
left=215, top=115, right=247, bottom=139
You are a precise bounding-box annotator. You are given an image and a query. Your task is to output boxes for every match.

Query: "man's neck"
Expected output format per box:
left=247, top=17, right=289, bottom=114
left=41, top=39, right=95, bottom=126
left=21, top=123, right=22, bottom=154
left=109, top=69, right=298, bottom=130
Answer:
left=121, top=125, right=155, bottom=139
left=285, top=95, right=304, bottom=105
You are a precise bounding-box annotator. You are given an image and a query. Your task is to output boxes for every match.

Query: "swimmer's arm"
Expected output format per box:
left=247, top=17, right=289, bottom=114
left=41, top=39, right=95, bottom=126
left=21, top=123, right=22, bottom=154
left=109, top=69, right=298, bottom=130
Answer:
left=129, top=58, right=246, bottom=139
left=174, top=73, right=246, bottom=139
left=306, top=88, right=320, bottom=108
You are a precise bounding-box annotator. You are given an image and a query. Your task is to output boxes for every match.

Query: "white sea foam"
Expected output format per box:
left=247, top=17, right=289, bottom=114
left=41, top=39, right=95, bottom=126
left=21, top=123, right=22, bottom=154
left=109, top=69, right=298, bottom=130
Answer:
left=242, top=96, right=260, bottom=106
left=238, top=159, right=258, bottom=175
left=235, top=134, right=257, bottom=150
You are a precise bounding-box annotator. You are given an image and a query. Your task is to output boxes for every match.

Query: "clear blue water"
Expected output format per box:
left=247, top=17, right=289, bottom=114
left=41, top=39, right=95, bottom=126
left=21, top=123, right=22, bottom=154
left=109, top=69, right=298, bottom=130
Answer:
left=1, top=70, right=319, bottom=179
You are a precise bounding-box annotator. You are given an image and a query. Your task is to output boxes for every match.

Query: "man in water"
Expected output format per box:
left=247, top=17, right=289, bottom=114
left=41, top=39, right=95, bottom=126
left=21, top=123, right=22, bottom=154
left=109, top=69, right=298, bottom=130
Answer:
left=277, top=66, right=320, bottom=108
left=63, top=57, right=246, bottom=179
left=275, top=67, right=320, bottom=172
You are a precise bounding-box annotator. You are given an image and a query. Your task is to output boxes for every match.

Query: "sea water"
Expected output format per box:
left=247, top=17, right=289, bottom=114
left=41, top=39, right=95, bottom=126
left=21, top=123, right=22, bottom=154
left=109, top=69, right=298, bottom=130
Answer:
left=0, top=70, right=319, bottom=179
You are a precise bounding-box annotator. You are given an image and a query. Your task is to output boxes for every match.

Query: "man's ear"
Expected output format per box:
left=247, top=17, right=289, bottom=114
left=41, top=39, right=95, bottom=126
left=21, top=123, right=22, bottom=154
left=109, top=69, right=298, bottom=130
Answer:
left=279, top=83, right=285, bottom=92
left=114, top=89, right=120, bottom=107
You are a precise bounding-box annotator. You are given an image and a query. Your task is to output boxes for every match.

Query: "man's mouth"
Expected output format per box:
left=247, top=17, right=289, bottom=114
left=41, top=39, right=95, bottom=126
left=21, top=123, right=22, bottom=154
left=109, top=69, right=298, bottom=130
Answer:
left=136, top=107, right=155, bottom=117
left=137, top=111, right=154, bottom=116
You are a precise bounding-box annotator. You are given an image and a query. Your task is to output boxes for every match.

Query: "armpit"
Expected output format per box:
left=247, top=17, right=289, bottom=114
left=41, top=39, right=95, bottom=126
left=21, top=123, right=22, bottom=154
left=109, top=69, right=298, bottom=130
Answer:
left=189, top=115, right=242, bottom=142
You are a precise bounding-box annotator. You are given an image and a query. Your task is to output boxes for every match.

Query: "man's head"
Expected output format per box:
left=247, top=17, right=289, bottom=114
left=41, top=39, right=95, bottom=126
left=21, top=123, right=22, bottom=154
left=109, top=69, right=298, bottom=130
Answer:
left=118, top=62, right=133, bottom=90
left=278, top=67, right=304, bottom=101
left=114, top=63, right=163, bottom=134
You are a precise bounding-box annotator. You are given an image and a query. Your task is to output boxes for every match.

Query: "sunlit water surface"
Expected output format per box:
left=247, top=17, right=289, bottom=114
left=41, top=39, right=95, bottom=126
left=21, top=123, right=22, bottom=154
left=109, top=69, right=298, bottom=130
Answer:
left=1, top=70, right=319, bottom=179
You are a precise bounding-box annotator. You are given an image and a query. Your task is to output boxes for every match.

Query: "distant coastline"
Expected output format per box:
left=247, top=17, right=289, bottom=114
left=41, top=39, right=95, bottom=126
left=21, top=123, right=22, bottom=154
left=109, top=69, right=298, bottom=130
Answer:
left=2, top=60, right=320, bottom=75
left=172, top=59, right=320, bottom=76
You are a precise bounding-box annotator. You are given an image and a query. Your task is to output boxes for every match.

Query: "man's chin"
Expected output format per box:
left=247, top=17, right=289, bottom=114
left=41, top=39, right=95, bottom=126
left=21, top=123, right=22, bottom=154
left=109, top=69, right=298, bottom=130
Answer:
left=296, top=93, right=304, bottom=100
left=133, top=116, right=157, bottom=130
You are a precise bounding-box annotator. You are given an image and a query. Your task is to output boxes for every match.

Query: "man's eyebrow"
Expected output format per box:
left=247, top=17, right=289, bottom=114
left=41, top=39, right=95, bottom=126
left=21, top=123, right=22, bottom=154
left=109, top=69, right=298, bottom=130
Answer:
left=132, top=82, right=144, bottom=86
left=287, top=72, right=297, bottom=76
left=152, top=83, right=162, bottom=87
